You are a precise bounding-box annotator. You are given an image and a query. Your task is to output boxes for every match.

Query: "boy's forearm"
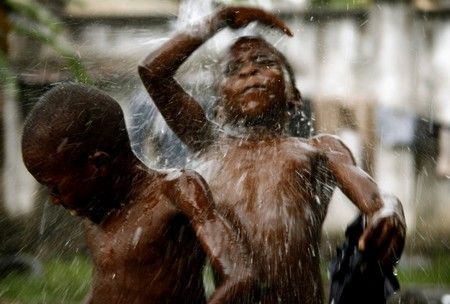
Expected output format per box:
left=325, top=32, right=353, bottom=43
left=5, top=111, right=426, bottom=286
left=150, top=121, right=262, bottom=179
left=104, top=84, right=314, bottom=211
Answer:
left=311, top=135, right=383, bottom=215
left=139, top=6, right=292, bottom=80
left=200, top=219, right=254, bottom=304
left=139, top=11, right=225, bottom=80
left=207, top=276, right=254, bottom=304
left=330, top=162, right=383, bottom=215
left=173, top=173, right=255, bottom=301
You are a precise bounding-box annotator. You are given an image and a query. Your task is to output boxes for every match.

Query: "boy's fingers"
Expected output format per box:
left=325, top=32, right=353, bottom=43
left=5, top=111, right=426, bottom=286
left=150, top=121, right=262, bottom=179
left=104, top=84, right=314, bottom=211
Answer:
left=223, top=6, right=293, bottom=36
left=359, top=216, right=406, bottom=265
left=380, top=234, right=404, bottom=266
left=390, top=230, right=406, bottom=260
left=358, top=226, right=374, bottom=252
left=266, top=15, right=293, bottom=36
left=358, top=219, right=384, bottom=251
left=376, top=224, right=397, bottom=258
left=376, top=218, right=396, bottom=247
left=253, top=10, right=293, bottom=36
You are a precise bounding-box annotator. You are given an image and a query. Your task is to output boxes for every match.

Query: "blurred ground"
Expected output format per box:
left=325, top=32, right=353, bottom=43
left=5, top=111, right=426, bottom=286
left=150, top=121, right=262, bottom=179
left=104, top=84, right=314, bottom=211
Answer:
left=0, top=253, right=448, bottom=303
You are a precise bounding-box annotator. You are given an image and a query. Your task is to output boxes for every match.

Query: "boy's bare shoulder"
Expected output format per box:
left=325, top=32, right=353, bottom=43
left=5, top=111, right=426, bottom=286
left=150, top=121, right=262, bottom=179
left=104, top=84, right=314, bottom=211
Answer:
left=161, top=168, right=213, bottom=219
left=308, top=134, right=356, bottom=164
left=161, top=169, right=206, bottom=188
left=309, top=134, right=345, bottom=148
left=161, top=169, right=210, bottom=201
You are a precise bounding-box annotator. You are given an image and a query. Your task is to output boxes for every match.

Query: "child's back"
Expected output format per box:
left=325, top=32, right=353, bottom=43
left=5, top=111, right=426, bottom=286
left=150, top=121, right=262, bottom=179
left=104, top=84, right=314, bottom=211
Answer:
left=85, top=171, right=206, bottom=303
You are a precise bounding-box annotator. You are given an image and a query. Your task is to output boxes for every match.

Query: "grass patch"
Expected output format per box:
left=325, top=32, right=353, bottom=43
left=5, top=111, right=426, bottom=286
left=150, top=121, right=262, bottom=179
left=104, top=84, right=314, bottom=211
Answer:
left=0, top=255, right=92, bottom=304
left=0, top=253, right=448, bottom=303
left=397, top=252, right=450, bottom=287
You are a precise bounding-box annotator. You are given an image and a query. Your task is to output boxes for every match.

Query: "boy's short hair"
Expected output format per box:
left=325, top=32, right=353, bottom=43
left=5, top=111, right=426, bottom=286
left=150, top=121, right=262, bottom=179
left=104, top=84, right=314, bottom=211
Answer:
left=22, top=83, right=130, bottom=161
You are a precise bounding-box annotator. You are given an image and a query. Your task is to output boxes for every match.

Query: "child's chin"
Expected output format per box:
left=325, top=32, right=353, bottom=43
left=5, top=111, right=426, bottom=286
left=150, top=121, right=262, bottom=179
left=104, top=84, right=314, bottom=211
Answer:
left=240, top=100, right=271, bottom=116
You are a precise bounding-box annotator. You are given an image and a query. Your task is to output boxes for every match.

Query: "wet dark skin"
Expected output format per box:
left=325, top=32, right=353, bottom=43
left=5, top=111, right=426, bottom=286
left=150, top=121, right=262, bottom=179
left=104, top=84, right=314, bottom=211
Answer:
left=23, top=130, right=253, bottom=304
left=139, top=6, right=406, bottom=303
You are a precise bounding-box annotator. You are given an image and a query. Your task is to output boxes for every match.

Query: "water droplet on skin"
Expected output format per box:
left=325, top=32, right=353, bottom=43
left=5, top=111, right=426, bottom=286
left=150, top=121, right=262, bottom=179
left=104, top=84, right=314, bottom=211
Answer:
left=132, top=227, right=143, bottom=247
left=314, top=195, right=321, bottom=205
left=164, top=169, right=182, bottom=181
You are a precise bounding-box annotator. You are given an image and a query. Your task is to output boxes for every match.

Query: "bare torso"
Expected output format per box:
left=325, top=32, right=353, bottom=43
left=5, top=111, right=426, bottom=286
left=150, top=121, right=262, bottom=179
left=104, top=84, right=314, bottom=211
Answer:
left=192, top=135, right=334, bottom=303
left=85, top=176, right=206, bottom=304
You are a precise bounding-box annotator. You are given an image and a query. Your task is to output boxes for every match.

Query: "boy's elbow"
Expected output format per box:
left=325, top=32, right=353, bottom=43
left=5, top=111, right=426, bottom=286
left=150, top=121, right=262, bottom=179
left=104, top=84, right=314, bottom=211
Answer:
left=138, top=64, right=161, bottom=94
left=138, top=64, right=154, bottom=81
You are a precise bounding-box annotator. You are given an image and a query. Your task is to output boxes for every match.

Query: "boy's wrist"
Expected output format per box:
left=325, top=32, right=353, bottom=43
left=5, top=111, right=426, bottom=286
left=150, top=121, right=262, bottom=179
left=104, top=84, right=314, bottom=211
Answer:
left=370, top=194, right=405, bottom=227
left=183, top=12, right=226, bottom=40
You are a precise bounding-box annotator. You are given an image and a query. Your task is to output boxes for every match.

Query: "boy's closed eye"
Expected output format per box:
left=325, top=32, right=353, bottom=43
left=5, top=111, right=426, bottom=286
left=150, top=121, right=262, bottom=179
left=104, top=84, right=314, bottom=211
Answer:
left=224, top=60, right=242, bottom=76
left=50, top=186, right=61, bottom=197
left=253, top=55, right=277, bottom=66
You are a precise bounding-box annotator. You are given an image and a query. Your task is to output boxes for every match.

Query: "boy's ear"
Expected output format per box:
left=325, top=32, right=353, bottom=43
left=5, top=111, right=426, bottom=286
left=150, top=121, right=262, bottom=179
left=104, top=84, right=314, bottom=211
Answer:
left=287, top=88, right=303, bottom=111
left=88, top=151, right=111, bottom=177
left=213, top=104, right=227, bottom=125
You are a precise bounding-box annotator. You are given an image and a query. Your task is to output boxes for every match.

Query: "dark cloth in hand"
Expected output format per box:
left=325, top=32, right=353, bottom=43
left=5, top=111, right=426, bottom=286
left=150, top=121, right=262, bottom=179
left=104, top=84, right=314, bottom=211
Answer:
left=328, top=215, right=400, bottom=304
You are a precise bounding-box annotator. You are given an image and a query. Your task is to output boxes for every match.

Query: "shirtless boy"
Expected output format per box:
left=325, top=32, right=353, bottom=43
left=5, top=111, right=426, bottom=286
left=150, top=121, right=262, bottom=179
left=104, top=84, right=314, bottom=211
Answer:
left=138, top=7, right=406, bottom=303
left=21, top=83, right=254, bottom=304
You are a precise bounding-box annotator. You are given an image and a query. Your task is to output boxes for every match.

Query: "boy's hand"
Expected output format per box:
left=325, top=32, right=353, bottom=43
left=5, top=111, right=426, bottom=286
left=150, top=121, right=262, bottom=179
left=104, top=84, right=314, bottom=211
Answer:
left=216, top=6, right=293, bottom=36
left=358, top=194, right=406, bottom=267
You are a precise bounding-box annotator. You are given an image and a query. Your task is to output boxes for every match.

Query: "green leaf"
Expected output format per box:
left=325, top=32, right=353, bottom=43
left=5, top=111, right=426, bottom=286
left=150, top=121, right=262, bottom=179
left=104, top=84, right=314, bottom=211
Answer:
left=6, top=0, right=63, bottom=34
left=5, top=0, right=92, bottom=84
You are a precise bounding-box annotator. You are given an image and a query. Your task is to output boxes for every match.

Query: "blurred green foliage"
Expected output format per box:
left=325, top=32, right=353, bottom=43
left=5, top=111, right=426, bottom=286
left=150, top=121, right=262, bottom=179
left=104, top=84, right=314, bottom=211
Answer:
left=1, top=0, right=90, bottom=85
left=397, top=252, right=450, bottom=286
left=311, top=0, right=370, bottom=8
left=0, top=255, right=91, bottom=304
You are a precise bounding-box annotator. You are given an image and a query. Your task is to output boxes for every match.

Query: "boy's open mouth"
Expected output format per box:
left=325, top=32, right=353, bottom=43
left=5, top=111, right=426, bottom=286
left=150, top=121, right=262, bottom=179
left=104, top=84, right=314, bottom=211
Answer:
left=242, top=84, right=267, bottom=94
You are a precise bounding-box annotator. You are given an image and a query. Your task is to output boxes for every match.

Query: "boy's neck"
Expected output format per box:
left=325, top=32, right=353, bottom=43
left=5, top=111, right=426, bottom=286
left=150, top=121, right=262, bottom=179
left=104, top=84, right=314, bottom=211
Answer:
left=87, top=156, right=154, bottom=224
left=221, top=120, right=285, bottom=140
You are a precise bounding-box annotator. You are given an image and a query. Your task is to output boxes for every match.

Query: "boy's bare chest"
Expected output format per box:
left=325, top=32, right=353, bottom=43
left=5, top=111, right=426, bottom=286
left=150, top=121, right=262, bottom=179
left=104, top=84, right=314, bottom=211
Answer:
left=199, top=138, right=314, bottom=182
left=194, top=138, right=328, bottom=253
left=85, top=198, right=180, bottom=269
left=195, top=139, right=319, bottom=212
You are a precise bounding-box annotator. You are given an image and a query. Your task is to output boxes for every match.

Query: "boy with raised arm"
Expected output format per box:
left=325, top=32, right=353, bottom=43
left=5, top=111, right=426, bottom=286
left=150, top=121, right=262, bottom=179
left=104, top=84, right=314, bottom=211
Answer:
left=139, top=6, right=406, bottom=303
left=21, top=83, right=254, bottom=304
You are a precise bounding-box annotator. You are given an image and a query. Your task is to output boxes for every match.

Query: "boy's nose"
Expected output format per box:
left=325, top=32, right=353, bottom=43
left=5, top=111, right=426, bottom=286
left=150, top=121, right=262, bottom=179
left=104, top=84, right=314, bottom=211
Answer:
left=239, top=63, right=258, bottom=77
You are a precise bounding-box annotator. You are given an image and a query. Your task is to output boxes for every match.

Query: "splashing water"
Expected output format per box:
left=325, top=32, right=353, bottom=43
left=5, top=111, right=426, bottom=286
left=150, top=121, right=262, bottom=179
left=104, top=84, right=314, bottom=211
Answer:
left=176, top=0, right=214, bottom=29
left=128, top=0, right=309, bottom=168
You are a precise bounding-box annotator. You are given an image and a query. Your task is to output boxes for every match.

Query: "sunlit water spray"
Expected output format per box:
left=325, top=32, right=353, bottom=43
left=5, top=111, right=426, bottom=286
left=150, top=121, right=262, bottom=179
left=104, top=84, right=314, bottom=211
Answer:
left=129, top=0, right=308, bottom=168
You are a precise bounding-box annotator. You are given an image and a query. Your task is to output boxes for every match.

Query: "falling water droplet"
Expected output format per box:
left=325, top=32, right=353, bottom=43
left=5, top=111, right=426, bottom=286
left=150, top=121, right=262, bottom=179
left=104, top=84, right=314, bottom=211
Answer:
left=39, top=200, right=50, bottom=236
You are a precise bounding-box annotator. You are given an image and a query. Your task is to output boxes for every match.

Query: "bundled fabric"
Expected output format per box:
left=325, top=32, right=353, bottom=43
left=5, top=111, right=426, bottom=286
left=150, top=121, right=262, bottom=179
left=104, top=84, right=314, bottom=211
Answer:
left=328, top=215, right=400, bottom=304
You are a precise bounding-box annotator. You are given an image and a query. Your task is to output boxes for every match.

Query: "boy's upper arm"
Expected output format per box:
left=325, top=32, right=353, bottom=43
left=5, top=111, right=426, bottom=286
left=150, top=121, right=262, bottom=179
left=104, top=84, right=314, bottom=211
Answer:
left=309, top=134, right=357, bottom=166
left=138, top=63, right=214, bottom=152
left=309, top=134, right=382, bottom=214
left=171, top=171, right=249, bottom=279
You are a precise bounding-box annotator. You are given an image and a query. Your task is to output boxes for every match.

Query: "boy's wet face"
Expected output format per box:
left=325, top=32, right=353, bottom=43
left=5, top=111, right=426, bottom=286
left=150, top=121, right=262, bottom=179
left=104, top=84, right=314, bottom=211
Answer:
left=25, top=148, right=108, bottom=217
left=219, top=39, right=287, bottom=123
